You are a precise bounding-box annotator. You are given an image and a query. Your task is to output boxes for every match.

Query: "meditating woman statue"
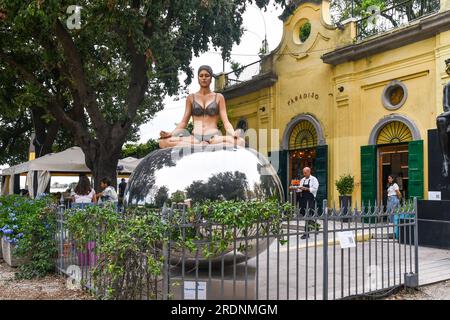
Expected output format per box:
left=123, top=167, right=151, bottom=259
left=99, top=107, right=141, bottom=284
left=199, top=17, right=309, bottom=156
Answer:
left=159, top=65, right=245, bottom=149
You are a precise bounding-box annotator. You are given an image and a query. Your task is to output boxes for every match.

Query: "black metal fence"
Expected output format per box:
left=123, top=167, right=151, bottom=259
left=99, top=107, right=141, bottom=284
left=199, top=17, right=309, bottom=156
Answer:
left=356, top=0, right=440, bottom=40
left=55, top=197, right=418, bottom=300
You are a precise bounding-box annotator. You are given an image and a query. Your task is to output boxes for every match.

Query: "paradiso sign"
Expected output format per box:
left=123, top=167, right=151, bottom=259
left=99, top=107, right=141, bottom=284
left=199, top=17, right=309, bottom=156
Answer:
left=287, top=92, right=320, bottom=106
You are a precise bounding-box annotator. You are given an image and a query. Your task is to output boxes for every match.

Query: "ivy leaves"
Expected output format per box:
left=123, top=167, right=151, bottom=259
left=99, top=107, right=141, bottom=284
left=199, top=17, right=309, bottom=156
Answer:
left=65, top=198, right=293, bottom=299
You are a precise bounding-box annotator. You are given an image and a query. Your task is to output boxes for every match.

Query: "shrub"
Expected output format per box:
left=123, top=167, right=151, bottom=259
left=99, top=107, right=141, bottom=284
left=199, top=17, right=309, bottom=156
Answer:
left=0, top=195, right=57, bottom=279
left=335, top=174, right=355, bottom=196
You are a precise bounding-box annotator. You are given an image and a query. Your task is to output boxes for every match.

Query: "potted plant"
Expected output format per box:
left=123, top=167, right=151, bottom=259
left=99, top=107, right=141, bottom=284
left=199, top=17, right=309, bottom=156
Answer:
left=335, top=174, right=355, bottom=215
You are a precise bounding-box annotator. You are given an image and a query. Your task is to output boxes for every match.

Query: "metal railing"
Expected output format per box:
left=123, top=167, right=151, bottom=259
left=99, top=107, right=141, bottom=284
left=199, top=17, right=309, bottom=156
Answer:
left=55, top=196, right=418, bottom=300
left=356, top=0, right=440, bottom=40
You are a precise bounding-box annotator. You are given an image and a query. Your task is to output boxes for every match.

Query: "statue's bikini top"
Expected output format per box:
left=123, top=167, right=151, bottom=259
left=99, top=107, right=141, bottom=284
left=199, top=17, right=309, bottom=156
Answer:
left=191, top=94, right=219, bottom=117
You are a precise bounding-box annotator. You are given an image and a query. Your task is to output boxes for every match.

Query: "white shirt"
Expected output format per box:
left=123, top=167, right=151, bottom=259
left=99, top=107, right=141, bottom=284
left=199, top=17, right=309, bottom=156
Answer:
left=299, top=175, right=319, bottom=198
left=74, top=189, right=95, bottom=204
left=387, top=183, right=400, bottom=197
left=101, top=186, right=118, bottom=202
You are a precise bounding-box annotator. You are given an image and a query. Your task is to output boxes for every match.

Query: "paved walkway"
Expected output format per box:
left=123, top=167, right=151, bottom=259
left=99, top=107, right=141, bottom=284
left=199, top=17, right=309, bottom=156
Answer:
left=249, top=227, right=450, bottom=300
left=189, top=219, right=450, bottom=300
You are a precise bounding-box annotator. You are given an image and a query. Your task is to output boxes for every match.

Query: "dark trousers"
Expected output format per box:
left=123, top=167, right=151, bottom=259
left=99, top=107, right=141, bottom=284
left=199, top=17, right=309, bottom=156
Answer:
left=297, top=192, right=318, bottom=232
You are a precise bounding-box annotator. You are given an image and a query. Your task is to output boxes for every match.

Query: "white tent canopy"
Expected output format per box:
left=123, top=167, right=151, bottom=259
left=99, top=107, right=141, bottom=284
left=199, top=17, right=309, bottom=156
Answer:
left=1, top=147, right=142, bottom=196
left=1, top=147, right=141, bottom=176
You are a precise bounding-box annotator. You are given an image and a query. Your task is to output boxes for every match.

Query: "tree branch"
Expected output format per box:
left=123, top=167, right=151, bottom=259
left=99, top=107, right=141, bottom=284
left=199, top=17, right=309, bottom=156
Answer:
left=0, top=50, right=84, bottom=136
left=122, top=32, right=149, bottom=132
left=54, top=19, right=107, bottom=134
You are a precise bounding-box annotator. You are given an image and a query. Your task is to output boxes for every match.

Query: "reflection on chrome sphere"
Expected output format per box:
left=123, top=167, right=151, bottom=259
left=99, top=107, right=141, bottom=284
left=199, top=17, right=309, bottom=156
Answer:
left=124, top=145, right=284, bottom=207
left=124, top=144, right=284, bottom=266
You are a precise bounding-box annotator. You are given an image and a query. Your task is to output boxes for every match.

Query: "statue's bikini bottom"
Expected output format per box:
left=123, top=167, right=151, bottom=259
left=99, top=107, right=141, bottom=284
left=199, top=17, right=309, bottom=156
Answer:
left=193, top=130, right=221, bottom=142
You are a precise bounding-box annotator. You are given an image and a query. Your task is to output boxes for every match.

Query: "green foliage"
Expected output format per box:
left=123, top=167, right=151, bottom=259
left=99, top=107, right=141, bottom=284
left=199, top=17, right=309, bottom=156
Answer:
left=170, top=190, right=186, bottom=204
left=121, top=139, right=159, bottom=159
left=230, top=60, right=244, bottom=79
left=329, top=0, right=414, bottom=23
left=0, top=195, right=57, bottom=279
left=187, top=199, right=294, bottom=256
left=0, top=0, right=287, bottom=182
left=65, top=198, right=293, bottom=299
left=335, top=174, right=355, bottom=196
left=300, top=22, right=311, bottom=42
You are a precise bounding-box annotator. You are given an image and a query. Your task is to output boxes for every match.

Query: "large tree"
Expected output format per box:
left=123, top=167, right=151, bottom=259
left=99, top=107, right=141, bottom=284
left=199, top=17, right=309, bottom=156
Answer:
left=0, top=0, right=287, bottom=189
left=328, top=0, right=438, bottom=23
left=0, top=62, right=74, bottom=165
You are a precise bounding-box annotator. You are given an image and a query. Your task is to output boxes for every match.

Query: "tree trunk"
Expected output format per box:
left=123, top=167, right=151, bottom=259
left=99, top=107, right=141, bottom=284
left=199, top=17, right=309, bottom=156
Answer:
left=31, top=107, right=60, bottom=157
left=79, top=138, right=122, bottom=192
left=91, top=154, right=119, bottom=192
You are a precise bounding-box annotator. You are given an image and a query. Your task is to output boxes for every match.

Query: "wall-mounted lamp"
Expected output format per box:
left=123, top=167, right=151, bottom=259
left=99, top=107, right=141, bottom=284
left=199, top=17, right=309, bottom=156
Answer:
left=338, top=86, right=344, bottom=93
left=260, top=106, right=266, bottom=112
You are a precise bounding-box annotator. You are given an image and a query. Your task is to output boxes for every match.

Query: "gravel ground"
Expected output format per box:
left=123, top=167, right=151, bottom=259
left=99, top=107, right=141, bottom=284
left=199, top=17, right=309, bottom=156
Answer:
left=0, top=261, right=93, bottom=300
left=384, top=280, right=450, bottom=300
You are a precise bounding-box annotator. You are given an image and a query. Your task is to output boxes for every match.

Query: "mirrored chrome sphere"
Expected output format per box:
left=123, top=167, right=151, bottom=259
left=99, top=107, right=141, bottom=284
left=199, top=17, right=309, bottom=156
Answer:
left=124, top=144, right=284, bottom=266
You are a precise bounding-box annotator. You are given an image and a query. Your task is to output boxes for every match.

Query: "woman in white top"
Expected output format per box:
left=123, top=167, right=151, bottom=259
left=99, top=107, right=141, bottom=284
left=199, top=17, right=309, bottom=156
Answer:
left=386, top=175, right=401, bottom=220
left=72, top=175, right=97, bottom=204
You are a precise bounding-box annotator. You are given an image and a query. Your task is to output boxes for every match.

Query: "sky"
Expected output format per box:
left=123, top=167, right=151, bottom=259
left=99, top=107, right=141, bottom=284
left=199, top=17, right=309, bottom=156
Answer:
left=138, top=4, right=285, bottom=142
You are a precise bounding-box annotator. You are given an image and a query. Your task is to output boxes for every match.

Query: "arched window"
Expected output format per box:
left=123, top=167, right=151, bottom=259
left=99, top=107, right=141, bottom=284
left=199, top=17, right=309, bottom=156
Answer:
left=376, top=121, right=412, bottom=145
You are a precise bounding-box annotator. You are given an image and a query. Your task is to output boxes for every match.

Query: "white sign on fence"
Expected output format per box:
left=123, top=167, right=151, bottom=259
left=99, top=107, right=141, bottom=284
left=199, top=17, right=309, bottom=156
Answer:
left=428, top=191, right=441, bottom=200
left=337, top=231, right=356, bottom=249
left=184, top=281, right=207, bottom=300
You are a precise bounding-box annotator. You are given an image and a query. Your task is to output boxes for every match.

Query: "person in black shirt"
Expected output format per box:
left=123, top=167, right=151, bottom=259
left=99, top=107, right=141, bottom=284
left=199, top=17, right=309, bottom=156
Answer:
left=118, top=178, right=127, bottom=208
left=118, top=178, right=127, bottom=198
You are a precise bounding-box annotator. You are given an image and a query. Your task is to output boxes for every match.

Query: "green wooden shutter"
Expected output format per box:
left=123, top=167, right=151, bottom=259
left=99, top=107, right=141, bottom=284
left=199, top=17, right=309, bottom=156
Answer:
left=269, top=150, right=288, bottom=201
left=361, top=145, right=377, bottom=206
left=408, top=140, right=424, bottom=200
left=315, top=145, right=328, bottom=210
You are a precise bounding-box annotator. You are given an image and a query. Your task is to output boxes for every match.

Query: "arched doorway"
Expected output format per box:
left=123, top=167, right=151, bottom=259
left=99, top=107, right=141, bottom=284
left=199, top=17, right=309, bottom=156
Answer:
left=376, top=121, right=413, bottom=206
left=361, top=115, right=423, bottom=207
left=288, top=120, right=318, bottom=180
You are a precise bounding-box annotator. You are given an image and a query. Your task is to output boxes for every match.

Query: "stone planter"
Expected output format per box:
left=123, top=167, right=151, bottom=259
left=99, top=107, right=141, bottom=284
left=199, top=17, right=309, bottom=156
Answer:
left=1, top=237, right=26, bottom=267
left=339, top=195, right=352, bottom=222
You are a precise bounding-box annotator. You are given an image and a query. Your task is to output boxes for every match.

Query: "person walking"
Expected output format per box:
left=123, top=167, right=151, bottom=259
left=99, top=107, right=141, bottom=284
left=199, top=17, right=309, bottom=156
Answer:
left=386, top=174, right=401, bottom=220
left=298, top=167, right=320, bottom=239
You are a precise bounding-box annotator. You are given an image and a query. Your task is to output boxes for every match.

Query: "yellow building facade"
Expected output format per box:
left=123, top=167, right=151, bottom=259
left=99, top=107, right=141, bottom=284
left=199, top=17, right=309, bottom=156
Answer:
left=217, top=0, right=450, bottom=206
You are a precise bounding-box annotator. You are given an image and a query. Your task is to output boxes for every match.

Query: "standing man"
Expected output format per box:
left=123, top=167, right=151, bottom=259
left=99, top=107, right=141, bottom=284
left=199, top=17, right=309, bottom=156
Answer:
left=298, top=167, right=320, bottom=239
left=118, top=178, right=127, bottom=208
